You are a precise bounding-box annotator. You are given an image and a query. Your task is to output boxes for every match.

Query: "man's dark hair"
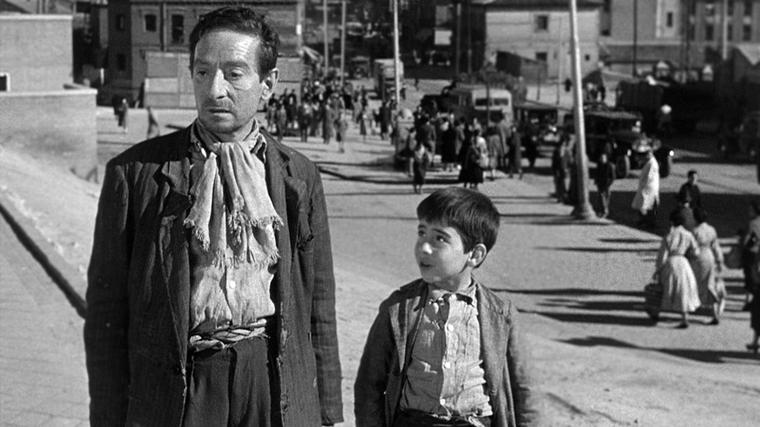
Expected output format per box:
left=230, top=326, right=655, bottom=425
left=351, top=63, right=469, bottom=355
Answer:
left=417, top=187, right=500, bottom=252
left=687, top=169, right=698, bottom=178
left=189, top=6, right=279, bottom=75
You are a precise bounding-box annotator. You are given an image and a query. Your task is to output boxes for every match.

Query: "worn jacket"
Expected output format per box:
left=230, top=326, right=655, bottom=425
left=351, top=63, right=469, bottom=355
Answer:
left=84, top=127, right=343, bottom=426
left=354, top=279, right=540, bottom=427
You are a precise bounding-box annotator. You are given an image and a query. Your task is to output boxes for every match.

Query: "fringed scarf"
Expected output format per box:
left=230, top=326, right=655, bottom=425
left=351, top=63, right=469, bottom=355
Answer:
left=184, top=120, right=283, bottom=269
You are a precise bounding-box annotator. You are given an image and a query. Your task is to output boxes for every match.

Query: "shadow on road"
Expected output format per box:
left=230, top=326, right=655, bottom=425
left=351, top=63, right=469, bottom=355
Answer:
left=536, top=246, right=657, bottom=254
left=560, top=335, right=760, bottom=364
left=605, top=189, right=759, bottom=239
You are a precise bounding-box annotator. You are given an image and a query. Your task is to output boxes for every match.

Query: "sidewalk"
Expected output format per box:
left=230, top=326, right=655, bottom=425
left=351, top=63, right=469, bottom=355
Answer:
left=2, top=115, right=760, bottom=426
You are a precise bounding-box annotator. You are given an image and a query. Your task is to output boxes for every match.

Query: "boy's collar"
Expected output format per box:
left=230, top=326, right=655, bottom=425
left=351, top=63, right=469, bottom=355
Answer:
left=426, top=280, right=477, bottom=305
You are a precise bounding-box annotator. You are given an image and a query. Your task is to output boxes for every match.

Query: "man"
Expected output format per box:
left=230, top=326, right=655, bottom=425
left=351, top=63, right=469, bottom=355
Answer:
left=632, top=149, right=660, bottom=228
left=677, top=169, right=702, bottom=210
left=84, top=7, right=343, bottom=426
left=551, top=137, right=571, bottom=203
left=593, top=152, right=616, bottom=218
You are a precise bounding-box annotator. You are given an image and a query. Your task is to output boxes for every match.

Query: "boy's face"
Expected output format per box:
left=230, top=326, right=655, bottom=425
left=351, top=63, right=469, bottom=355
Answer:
left=415, top=218, right=479, bottom=292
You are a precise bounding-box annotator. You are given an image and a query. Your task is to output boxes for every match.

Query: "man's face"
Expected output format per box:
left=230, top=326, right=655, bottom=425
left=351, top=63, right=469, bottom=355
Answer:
left=192, top=29, right=278, bottom=140
left=689, top=173, right=698, bottom=184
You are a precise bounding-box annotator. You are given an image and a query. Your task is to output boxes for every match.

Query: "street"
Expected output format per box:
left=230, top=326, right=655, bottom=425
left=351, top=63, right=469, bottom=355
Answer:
left=2, top=95, right=760, bottom=425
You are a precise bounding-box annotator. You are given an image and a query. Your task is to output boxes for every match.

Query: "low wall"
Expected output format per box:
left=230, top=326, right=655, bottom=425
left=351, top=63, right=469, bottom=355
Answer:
left=0, top=87, right=99, bottom=181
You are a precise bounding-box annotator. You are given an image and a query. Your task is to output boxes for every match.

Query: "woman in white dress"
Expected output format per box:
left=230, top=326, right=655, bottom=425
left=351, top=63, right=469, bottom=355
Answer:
left=690, top=208, right=726, bottom=325
left=654, top=209, right=701, bottom=328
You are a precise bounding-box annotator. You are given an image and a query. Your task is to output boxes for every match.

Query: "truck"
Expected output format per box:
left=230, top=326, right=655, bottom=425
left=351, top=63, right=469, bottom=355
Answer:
left=446, top=85, right=513, bottom=125
left=373, top=58, right=404, bottom=101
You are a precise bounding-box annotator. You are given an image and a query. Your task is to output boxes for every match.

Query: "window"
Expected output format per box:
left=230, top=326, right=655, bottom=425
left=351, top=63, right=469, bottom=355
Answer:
left=534, top=15, right=549, bottom=32
left=666, top=12, right=674, bottom=28
left=117, top=54, right=126, bottom=71
left=705, top=1, right=716, bottom=16
left=745, top=0, right=753, bottom=16
left=743, top=23, right=752, bottom=40
left=729, top=0, right=735, bottom=15
left=535, top=52, right=548, bottom=62
left=728, top=23, right=734, bottom=40
left=706, top=23, right=715, bottom=40
left=116, top=14, right=125, bottom=31
left=0, top=73, right=8, bottom=91
left=145, top=14, right=157, bottom=32
left=171, top=14, right=184, bottom=44
left=688, top=22, right=696, bottom=40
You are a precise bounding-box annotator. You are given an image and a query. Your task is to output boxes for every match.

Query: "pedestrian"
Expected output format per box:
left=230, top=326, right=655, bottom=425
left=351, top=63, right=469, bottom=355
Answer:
left=322, top=101, right=335, bottom=144
left=652, top=209, right=701, bottom=328
left=677, top=169, right=702, bottom=210
left=459, top=128, right=487, bottom=190
left=416, top=115, right=437, bottom=167
left=506, top=124, right=523, bottom=179
left=275, top=101, right=287, bottom=143
left=438, top=117, right=458, bottom=171
left=84, top=7, right=343, bottom=426
left=379, top=100, right=391, bottom=140
left=357, top=104, right=368, bottom=143
left=411, top=142, right=431, bottom=194
left=523, top=119, right=539, bottom=170
left=485, top=124, right=502, bottom=181
left=354, top=187, right=541, bottom=427
left=335, top=110, right=348, bottom=153
left=631, top=149, right=660, bottom=228
left=297, top=96, right=312, bottom=142
left=593, top=152, right=616, bottom=218
left=741, top=200, right=760, bottom=311
left=116, top=97, right=129, bottom=134
left=690, top=208, right=726, bottom=325
left=146, top=106, right=160, bottom=139
left=551, top=137, right=570, bottom=203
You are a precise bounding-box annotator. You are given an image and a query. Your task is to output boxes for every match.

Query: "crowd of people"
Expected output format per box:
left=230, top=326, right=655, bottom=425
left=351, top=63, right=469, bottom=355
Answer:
left=263, top=77, right=395, bottom=152
left=398, top=107, right=547, bottom=194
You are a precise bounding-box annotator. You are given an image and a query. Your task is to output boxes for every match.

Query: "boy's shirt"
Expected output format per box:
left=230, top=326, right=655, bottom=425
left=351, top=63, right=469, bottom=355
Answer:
left=401, top=282, right=492, bottom=420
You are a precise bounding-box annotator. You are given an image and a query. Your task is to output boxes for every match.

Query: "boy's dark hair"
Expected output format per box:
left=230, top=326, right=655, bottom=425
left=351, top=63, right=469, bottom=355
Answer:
left=417, top=187, right=500, bottom=252
left=687, top=169, right=698, bottom=178
left=189, top=6, right=280, bottom=76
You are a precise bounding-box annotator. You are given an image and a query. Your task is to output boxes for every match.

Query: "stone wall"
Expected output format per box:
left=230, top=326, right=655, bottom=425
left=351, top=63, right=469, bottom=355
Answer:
left=0, top=87, right=99, bottom=181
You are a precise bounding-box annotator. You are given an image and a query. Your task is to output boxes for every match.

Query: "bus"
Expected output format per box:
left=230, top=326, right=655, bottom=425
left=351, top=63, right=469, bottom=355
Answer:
left=446, top=86, right=513, bottom=125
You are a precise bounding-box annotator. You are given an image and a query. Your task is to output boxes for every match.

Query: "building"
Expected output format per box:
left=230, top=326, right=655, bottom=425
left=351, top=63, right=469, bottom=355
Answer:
left=0, top=14, right=98, bottom=180
left=484, top=0, right=603, bottom=79
left=105, top=0, right=304, bottom=105
left=397, top=0, right=602, bottom=81
left=602, top=0, right=760, bottom=77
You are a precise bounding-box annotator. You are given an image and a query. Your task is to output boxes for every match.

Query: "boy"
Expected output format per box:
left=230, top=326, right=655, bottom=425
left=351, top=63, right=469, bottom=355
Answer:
left=355, top=187, right=540, bottom=427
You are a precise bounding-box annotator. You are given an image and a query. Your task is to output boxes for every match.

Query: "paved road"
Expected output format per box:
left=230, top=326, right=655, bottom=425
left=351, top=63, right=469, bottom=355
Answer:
left=0, top=213, right=88, bottom=426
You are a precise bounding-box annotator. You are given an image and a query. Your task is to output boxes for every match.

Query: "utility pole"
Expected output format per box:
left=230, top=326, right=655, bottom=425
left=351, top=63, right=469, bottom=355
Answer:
left=721, top=0, right=729, bottom=60
left=340, top=0, right=346, bottom=87
left=556, top=16, right=564, bottom=105
left=569, top=0, right=594, bottom=220
left=466, top=0, right=472, bottom=75
left=632, top=0, right=638, bottom=76
left=455, top=0, right=461, bottom=77
left=392, top=0, right=401, bottom=112
left=323, top=0, right=329, bottom=76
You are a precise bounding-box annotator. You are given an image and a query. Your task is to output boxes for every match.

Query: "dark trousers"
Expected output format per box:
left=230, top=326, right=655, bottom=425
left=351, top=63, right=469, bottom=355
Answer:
left=394, top=409, right=491, bottom=427
left=183, top=337, right=271, bottom=427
